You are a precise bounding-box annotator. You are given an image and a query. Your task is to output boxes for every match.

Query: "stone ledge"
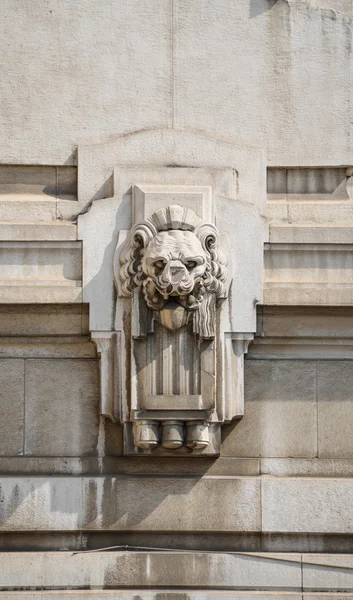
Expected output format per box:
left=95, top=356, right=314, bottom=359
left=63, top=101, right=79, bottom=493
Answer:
left=270, top=225, right=353, bottom=244
left=0, top=286, right=82, bottom=303
left=0, top=594, right=304, bottom=600
left=0, top=222, right=77, bottom=241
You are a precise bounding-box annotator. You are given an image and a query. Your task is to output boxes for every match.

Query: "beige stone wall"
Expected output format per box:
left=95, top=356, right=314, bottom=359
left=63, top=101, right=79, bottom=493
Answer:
left=0, top=0, right=353, bottom=596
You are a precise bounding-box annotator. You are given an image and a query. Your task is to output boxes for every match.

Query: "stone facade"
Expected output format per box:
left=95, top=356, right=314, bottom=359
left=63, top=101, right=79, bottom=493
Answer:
left=1, top=0, right=353, bottom=597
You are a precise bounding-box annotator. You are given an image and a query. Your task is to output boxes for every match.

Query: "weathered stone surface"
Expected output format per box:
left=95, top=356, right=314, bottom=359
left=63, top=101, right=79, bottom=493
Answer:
left=82, top=476, right=260, bottom=531
left=303, top=554, right=353, bottom=591
left=318, top=362, right=353, bottom=458
left=0, top=0, right=172, bottom=166
left=0, top=305, right=88, bottom=336
left=0, top=359, right=24, bottom=456
left=258, top=307, right=353, bottom=339
left=0, top=1, right=350, bottom=169
left=270, top=225, right=353, bottom=245
left=175, top=0, right=350, bottom=167
left=24, top=359, right=100, bottom=456
left=0, top=222, right=77, bottom=241
left=0, top=456, right=260, bottom=476
left=0, top=479, right=81, bottom=530
left=221, top=360, right=317, bottom=457
left=261, top=459, right=353, bottom=478
left=0, top=551, right=301, bottom=589
left=0, top=477, right=260, bottom=532
left=0, top=340, right=96, bottom=359
left=262, top=478, right=353, bottom=533
left=264, top=243, right=353, bottom=306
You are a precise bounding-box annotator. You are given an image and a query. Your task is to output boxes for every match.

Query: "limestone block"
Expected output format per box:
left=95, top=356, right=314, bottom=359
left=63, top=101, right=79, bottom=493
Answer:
left=264, top=243, right=353, bottom=306
left=303, top=554, right=353, bottom=591
left=0, top=286, right=82, bottom=304
left=0, top=479, right=81, bottom=531
left=175, top=0, right=350, bottom=166
left=0, top=359, right=24, bottom=456
left=0, top=476, right=260, bottom=532
left=0, top=199, right=57, bottom=222
left=267, top=202, right=289, bottom=223
left=0, top=241, right=81, bottom=283
left=270, top=225, right=353, bottom=245
left=0, top=1, right=350, bottom=167
left=317, top=362, right=353, bottom=458
left=0, top=551, right=301, bottom=589
left=261, top=459, right=353, bottom=478
left=0, top=0, right=172, bottom=165
left=24, top=359, right=99, bottom=456
left=82, top=476, right=260, bottom=531
left=262, top=478, right=353, bottom=533
left=264, top=287, right=353, bottom=307
left=249, top=338, right=353, bottom=361
left=0, top=305, right=87, bottom=336
left=288, top=201, right=353, bottom=225
left=265, top=244, right=353, bottom=286
left=0, top=241, right=82, bottom=304
left=259, top=307, right=353, bottom=339
left=0, top=222, right=77, bottom=241
left=0, top=340, right=96, bottom=359
left=221, top=360, right=317, bottom=457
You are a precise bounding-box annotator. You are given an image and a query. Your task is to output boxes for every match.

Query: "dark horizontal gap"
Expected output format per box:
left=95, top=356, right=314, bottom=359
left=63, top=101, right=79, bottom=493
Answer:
left=1, top=532, right=353, bottom=553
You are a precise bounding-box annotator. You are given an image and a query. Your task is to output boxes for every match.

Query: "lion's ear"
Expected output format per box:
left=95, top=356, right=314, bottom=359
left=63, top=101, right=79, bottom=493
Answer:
left=195, top=223, right=228, bottom=299
left=117, top=221, right=156, bottom=297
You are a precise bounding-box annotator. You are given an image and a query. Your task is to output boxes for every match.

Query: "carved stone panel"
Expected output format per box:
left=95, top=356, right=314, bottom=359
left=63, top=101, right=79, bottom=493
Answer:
left=77, top=129, right=267, bottom=456
left=113, top=201, right=227, bottom=454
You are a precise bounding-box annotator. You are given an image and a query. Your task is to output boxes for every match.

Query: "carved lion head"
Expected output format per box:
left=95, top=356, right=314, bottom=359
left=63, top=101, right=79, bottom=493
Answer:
left=117, top=205, right=227, bottom=331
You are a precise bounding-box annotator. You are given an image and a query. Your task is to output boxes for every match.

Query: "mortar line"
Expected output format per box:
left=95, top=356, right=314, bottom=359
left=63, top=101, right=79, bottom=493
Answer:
left=55, top=166, right=59, bottom=219
left=23, top=359, right=26, bottom=455
left=316, top=360, right=319, bottom=459
left=171, top=0, right=176, bottom=128
left=260, top=465, right=263, bottom=551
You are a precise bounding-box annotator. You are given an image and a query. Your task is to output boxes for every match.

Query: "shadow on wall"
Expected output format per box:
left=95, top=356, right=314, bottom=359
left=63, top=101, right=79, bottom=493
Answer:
left=0, top=475, right=205, bottom=532
left=249, top=0, right=278, bottom=18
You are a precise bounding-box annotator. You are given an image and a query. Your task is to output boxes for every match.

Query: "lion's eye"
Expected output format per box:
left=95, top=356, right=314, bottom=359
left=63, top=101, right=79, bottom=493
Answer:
left=186, top=260, right=197, bottom=269
left=154, top=260, right=165, bottom=270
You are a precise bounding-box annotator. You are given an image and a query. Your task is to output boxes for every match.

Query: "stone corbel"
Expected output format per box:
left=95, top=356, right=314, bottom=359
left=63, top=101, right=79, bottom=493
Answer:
left=91, top=332, right=117, bottom=422
left=223, top=333, right=254, bottom=422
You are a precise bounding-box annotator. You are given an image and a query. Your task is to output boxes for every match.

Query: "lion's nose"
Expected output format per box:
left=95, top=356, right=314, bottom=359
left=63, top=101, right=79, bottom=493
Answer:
left=167, top=261, right=187, bottom=283
left=170, top=265, right=184, bottom=274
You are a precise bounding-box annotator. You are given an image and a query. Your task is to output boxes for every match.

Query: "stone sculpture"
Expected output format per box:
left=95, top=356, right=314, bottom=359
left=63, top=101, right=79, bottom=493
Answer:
left=118, top=204, right=227, bottom=338
left=115, top=203, right=229, bottom=453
